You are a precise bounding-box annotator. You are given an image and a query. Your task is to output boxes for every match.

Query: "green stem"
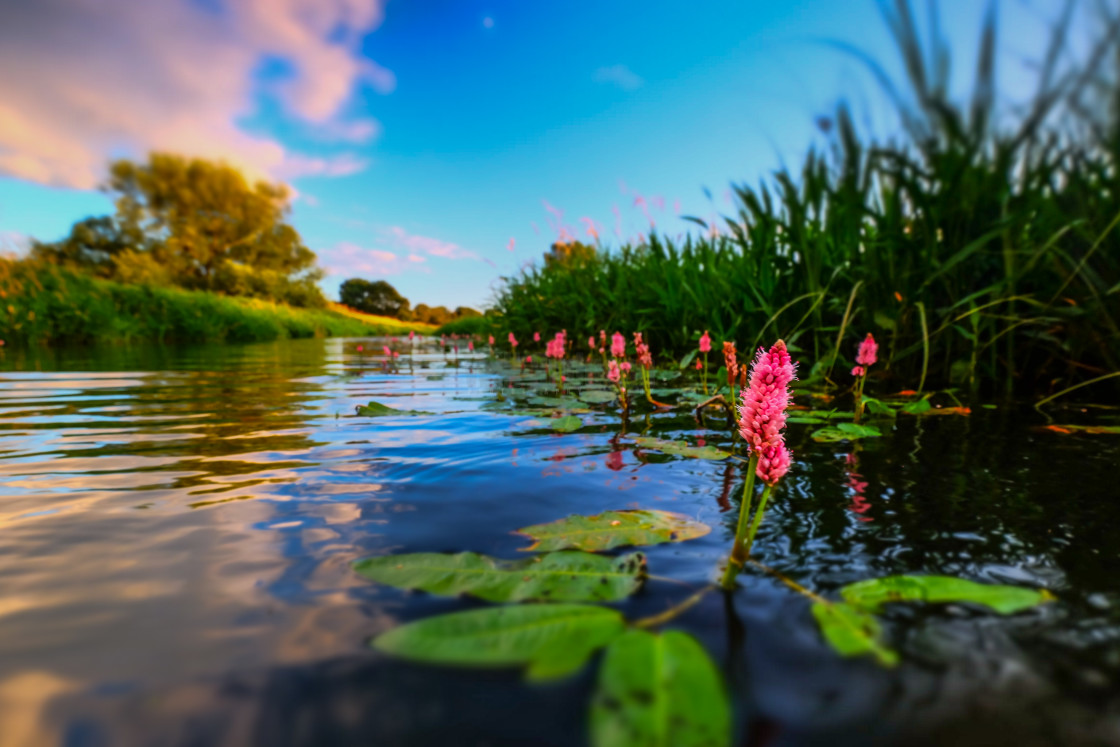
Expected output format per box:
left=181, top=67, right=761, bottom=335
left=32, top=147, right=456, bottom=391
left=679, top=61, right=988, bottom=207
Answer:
left=742, top=484, right=773, bottom=557
left=701, top=352, right=708, bottom=394
left=719, top=453, right=758, bottom=590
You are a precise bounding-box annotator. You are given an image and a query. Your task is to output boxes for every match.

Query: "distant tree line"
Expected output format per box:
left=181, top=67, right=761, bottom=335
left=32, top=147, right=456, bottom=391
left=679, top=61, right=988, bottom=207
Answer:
left=34, top=154, right=324, bottom=307
left=338, top=277, right=480, bottom=324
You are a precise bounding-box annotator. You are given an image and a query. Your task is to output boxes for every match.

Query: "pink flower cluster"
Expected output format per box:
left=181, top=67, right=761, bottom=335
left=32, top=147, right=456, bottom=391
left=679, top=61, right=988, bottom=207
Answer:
left=852, top=333, right=878, bottom=378
left=545, top=331, right=566, bottom=359
left=508, top=332, right=518, bottom=349
left=634, top=332, right=653, bottom=368
left=610, top=332, right=626, bottom=358
left=738, top=340, right=797, bottom=486
left=699, top=330, right=712, bottom=353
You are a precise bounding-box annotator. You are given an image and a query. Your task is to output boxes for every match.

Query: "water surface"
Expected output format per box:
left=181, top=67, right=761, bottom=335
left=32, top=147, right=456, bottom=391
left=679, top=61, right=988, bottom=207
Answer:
left=1, top=338, right=1119, bottom=746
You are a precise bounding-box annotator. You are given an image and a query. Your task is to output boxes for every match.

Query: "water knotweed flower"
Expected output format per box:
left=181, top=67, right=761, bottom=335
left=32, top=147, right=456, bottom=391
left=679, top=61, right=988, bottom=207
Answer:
left=610, top=331, right=626, bottom=358
left=852, top=333, right=877, bottom=423
left=607, top=360, right=620, bottom=383
left=721, top=340, right=797, bottom=589
left=698, top=330, right=711, bottom=394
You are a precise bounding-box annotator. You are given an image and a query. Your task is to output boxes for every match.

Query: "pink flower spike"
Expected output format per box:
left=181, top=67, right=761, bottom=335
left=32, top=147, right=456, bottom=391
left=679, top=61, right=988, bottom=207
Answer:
left=526, top=355, right=532, bottom=363
left=695, top=359, right=702, bottom=370
left=738, top=340, right=798, bottom=453
left=851, top=366, right=865, bottom=377
left=756, top=442, right=792, bottom=486
left=588, top=336, right=595, bottom=349
left=356, top=345, right=363, bottom=353
left=856, top=333, right=878, bottom=367
left=610, top=332, right=626, bottom=358
left=392, top=351, right=400, bottom=358
left=488, top=335, right=495, bottom=346
left=699, top=330, right=711, bottom=353
left=621, top=361, right=632, bottom=373
left=534, top=332, right=541, bottom=342
left=468, top=341, right=474, bottom=351
left=409, top=330, right=415, bottom=341
left=607, top=360, right=621, bottom=383
left=383, top=346, right=392, bottom=356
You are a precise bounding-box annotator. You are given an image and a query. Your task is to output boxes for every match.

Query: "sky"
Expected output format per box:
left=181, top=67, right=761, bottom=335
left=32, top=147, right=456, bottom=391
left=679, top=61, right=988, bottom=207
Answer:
left=0, top=0, right=1072, bottom=310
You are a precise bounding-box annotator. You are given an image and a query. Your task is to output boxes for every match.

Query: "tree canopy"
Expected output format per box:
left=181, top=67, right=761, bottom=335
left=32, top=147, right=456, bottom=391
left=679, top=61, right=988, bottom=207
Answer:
left=33, top=154, right=325, bottom=307
left=340, top=278, right=411, bottom=318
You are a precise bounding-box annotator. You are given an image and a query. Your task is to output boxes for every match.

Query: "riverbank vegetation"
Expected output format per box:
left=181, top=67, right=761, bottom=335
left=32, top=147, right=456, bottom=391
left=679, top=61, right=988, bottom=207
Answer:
left=0, top=259, right=406, bottom=344
left=491, top=3, right=1120, bottom=399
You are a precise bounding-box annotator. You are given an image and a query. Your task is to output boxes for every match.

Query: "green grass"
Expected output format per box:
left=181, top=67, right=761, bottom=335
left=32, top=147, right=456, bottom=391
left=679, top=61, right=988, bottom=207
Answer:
left=1, top=259, right=400, bottom=345
left=488, top=4, right=1120, bottom=399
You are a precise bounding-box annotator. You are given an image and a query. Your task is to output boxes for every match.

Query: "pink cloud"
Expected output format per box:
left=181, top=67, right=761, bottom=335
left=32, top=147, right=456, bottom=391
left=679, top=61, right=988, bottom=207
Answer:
left=0, top=0, right=391, bottom=189
left=318, top=241, right=429, bottom=278
left=384, top=226, right=479, bottom=260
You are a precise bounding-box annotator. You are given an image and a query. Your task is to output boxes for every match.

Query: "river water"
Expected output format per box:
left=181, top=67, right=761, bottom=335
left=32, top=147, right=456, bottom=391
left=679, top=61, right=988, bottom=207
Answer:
left=1, top=337, right=1118, bottom=746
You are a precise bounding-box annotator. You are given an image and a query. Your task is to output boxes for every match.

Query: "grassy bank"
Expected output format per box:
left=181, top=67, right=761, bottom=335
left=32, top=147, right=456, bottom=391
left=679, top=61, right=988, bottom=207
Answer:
left=0, top=259, right=418, bottom=345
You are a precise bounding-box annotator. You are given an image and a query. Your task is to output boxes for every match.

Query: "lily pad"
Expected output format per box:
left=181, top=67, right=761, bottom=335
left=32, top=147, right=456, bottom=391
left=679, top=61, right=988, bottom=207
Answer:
left=356, top=401, right=432, bottom=417
left=811, top=602, right=898, bottom=667
left=517, top=510, right=711, bottom=553
left=811, top=423, right=882, bottom=442
left=899, top=398, right=932, bottom=415
left=578, top=390, right=618, bottom=404
left=373, top=603, right=625, bottom=681
left=633, top=437, right=730, bottom=460
left=527, top=395, right=583, bottom=409
left=353, top=550, right=647, bottom=603
left=840, top=575, right=1053, bottom=615
left=551, top=415, right=583, bottom=432
left=590, top=630, right=730, bottom=747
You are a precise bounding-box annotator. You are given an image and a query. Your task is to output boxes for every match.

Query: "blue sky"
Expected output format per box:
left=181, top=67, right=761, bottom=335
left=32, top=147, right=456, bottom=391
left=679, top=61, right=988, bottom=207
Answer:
left=0, top=0, right=1062, bottom=309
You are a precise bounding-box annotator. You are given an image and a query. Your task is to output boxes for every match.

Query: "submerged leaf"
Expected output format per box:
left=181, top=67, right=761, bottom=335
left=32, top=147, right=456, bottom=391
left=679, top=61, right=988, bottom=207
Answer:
left=373, top=603, right=625, bottom=680
left=591, top=630, right=730, bottom=747
left=354, top=551, right=646, bottom=603
left=633, top=437, right=730, bottom=460
left=355, top=401, right=432, bottom=417
left=811, top=602, right=898, bottom=667
left=840, top=575, right=1053, bottom=615
left=899, top=398, right=933, bottom=415
left=517, top=510, right=711, bottom=552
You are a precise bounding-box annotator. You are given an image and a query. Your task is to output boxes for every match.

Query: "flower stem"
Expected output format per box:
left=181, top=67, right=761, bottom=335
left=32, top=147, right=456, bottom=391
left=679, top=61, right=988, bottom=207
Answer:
left=719, top=453, right=758, bottom=590
left=742, top=484, right=774, bottom=557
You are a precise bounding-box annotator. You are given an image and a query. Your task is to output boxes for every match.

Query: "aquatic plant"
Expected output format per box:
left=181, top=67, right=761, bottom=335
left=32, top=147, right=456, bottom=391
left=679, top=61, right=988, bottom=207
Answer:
left=852, top=332, right=878, bottom=423
left=698, top=330, right=711, bottom=394
left=721, top=340, right=796, bottom=589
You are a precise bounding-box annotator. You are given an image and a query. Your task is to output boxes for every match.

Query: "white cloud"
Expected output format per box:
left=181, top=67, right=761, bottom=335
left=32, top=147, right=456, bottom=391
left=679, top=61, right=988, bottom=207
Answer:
left=0, top=0, right=391, bottom=189
left=318, top=242, right=429, bottom=278
left=593, top=64, right=644, bottom=92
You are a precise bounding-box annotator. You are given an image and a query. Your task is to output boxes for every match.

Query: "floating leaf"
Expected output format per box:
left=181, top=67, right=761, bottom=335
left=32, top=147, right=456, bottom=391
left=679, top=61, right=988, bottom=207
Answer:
left=899, top=398, right=932, bottom=415
left=518, top=510, right=711, bottom=552
left=805, top=409, right=856, bottom=420
left=840, top=575, right=1053, bottom=615
left=579, top=390, right=618, bottom=404
left=527, top=395, right=583, bottom=409
left=787, top=415, right=827, bottom=425
left=356, top=401, right=432, bottom=417
left=634, top=437, right=730, bottom=460
left=677, top=390, right=710, bottom=404
left=551, top=415, right=583, bottom=432
left=811, top=423, right=882, bottom=442
left=591, top=630, right=730, bottom=747
left=354, top=551, right=646, bottom=603
left=811, top=602, right=898, bottom=667
left=373, top=603, right=625, bottom=681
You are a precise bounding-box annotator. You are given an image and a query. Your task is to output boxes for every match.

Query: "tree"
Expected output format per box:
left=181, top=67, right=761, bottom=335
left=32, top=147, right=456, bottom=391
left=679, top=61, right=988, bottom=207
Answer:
left=34, top=154, right=325, bottom=306
left=340, top=278, right=411, bottom=319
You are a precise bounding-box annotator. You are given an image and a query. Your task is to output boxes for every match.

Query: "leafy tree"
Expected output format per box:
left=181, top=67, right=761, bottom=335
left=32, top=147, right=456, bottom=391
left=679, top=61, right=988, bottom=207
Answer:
left=33, top=154, right=325, bottom=307
left=340, top=278, right=411, bottom=319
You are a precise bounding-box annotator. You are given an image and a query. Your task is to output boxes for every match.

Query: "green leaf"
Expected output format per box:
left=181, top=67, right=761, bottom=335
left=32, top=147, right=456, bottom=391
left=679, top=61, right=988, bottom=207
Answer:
left=633, top=437, right=730, bottom=460
left=677, top=390, right=709, bottom=404
left=805, top=409, right=856, bottom=420
left=811, top=602, right=898, bottom=667
left=579, top=389, right=619, bottom=404
left=527, top=395, right=582, bottom=409
left=678, top=350, right=698, bottom=370
left=551, top=415, right=583, bottom=432
left=861, top=397, right=896, bottom=417
left=355, top=400, right=432, bottom=417
left=373, top=603, right=625, bottom=681
left=517, top=510, right=711, bottom=552
left=354, top=551, right=646, bottom=602
left=1041, top=423, right=1120, bottom=435
left=900, top=398, right=933, bottom=415
left=840, top=575, right=1054, bottom=615
left=591, top=630, right=730, bottom=747
left=787, top=415, right=827, bottom=425
left=810, top=423, right=882, bottom=442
